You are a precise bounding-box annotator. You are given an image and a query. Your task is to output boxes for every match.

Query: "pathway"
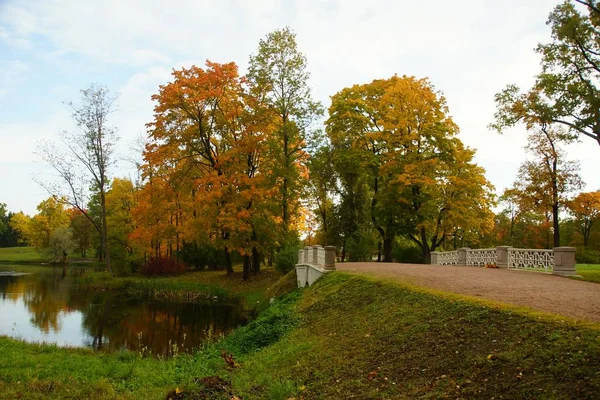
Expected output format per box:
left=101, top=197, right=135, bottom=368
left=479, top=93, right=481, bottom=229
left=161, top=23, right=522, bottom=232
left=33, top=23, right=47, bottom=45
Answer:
left=337, top=262, right=600, bottom=323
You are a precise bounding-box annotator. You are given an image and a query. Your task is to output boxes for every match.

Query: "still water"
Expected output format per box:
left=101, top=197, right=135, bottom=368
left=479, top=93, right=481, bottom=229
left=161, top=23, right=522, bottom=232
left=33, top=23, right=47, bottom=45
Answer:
left=0, top=266, right=247, bottom=356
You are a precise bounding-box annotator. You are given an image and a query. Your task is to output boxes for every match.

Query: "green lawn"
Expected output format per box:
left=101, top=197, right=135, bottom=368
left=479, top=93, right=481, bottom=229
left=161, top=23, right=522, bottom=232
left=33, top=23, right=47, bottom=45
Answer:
left=1, top=272, right=600, bottom=399
left=577, top=264, right=600, bottom=283
left=0, top=247, right=42, bottom=262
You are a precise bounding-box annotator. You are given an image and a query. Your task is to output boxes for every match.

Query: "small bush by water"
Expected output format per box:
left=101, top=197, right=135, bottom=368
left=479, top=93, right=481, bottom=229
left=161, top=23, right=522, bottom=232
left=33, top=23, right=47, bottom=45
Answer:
left=140, top=257, right=188, bottom=276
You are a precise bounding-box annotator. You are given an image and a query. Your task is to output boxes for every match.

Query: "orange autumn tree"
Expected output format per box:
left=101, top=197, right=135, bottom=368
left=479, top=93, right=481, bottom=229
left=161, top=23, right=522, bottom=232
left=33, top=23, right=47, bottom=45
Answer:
left=568, top=191, right=600, bottom=247
left=139, top=61, right=277, bottom=279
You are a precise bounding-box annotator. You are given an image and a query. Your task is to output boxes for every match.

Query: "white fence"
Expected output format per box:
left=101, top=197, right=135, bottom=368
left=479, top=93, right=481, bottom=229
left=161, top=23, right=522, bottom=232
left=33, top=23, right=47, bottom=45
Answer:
left=431, top=246, right=576, bottom=276
left=507, top=249, right=554, bottom=272
left=466, top=248, right=497, bottom=267
left=437, top=251, right=458, bottom=265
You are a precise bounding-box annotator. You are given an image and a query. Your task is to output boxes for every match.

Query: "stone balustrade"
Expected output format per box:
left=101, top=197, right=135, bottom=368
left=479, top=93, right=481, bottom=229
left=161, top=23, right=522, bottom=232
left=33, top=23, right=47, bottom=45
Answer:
left=431, top=246, right=577, bottom=276
left=295, top=245, right=336, bottom=288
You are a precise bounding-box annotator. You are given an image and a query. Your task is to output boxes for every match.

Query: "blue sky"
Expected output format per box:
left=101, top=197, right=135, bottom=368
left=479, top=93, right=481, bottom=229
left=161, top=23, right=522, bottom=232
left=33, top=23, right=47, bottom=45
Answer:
left=1, top=0, right=598, bottom=215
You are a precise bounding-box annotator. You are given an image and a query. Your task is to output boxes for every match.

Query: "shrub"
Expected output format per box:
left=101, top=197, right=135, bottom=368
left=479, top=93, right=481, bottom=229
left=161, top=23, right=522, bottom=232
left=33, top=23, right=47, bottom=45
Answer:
left=346, top=232, right=375, bottom=262
left=393, top=245, right=425, bottom=264
left=223, top=291, right=300, bottom=355
left=178, top=241, right=222, bottom=270
left=140, top=257, right=187, bottom=276
left=275, top=246, right=300, bottom=274
left=576, top=248, right=600, bottom=264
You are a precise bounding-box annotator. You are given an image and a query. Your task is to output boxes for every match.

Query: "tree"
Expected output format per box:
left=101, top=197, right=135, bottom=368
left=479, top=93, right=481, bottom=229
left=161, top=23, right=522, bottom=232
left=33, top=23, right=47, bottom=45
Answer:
left=492, top=1, right=600, bottom=146
left=568, top=190, right=600, bottom=246
left=327, top=75, right=494, bottom=262
left=248, top=27, right=323, bottom=238
left=509, top=126, right=583, bottom=247
left=105, top=177, right=137, bottom=260
left=0, top=203, right=7, bottom=236
left=144, top=61, right=278, bottom=280
left=9, top=197, right=71, bottom=253
left=37, top=84, right=118, bottom=273
left=68, top=208, right=96, bottom=257
left=0, top=204, right=21, bottom=247
left=44, top=226, right=75, bottom=263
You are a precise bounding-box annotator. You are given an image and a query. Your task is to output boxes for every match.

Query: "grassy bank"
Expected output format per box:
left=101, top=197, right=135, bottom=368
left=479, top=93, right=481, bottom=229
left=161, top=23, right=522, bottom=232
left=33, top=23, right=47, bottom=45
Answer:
left=0, top=246, right=42, bottom=263
left=72, top=268, right=284, bottom=307
left=0, top=246, right=105, bottom=267
left=577, top=264, right=600, bottom=283
left=2, top=272, right=600, bottom=399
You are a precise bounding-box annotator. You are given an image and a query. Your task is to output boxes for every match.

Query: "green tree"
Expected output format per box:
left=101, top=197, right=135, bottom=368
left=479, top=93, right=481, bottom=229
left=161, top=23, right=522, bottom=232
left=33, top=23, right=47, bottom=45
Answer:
left=43, top=226, right=76, bottom=263
left=69, top=209, right=96, bottom=257
left=492, top=1, right=600, bottom=146
left=510, top=127, right=583, bottom=247
left=248, top=27, right=323, bottom=238
left=0, top=203, right=7, bottom=236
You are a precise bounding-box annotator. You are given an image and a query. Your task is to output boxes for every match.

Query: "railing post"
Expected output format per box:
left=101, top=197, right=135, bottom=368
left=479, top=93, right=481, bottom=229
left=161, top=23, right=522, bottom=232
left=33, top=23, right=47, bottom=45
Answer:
left=553, top=247, right=577, bottom=277
left=325, top=246, right=336, bottom=271
left=457, top=248, right=469, bottom=266
left=430, top=251, right=439, bottom=265
left=304, top=246, right=311, bottom=264
left=297, top=249, right=304, bottom=265
left=312, top=245, right=322, bottom=266
left=496, top=246, right=510, bottom=268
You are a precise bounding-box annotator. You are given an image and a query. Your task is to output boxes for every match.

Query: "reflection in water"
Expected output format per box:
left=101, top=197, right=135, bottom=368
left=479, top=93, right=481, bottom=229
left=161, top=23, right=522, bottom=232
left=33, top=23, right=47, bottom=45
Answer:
left=0, top=266, right=247, bottom=355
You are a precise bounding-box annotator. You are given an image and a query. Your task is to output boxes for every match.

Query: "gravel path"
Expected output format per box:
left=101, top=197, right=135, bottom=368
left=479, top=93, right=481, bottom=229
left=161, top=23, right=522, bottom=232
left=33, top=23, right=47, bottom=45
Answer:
left=337, top=262, right=600, bottom=323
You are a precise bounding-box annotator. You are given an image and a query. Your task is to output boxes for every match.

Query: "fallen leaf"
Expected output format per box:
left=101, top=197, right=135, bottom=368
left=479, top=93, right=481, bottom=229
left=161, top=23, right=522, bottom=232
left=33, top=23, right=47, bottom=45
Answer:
left=367, top=370, right=378, bottom=380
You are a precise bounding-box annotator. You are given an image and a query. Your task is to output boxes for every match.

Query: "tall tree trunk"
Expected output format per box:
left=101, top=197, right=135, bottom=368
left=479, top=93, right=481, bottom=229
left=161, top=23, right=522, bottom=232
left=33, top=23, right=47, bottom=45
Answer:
left=100, top=188, right=112, bottom=274
left=383, top=237, right=393, bottom=262
left=377, top=241, right=382, bottom=262
left=252, top=246, right=260, bottom=274
left=224, top=247, right=233, bottom=275
left=552, top=203, right=560, bottom=247
left=341, top=238, right=347, bottom=262
left=422, top=246, right=432, bottom=264
left=242, top=254, right=250, bottom=281
left=420, top=226, right=431, bottom=264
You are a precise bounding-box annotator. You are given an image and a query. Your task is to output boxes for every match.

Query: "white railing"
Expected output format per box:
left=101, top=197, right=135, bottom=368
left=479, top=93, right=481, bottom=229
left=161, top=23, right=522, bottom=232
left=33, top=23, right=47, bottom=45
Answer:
left=316, top=247, right=325, bottom=268
left=431, top=246, right=575, bottom=276
left=437, top=251, right=459, bottom=265
left=507, top=248, right=554, bottom=272
left=296, top=245, right=336, bottom=288
left=466, top=248, right=497, bottom=266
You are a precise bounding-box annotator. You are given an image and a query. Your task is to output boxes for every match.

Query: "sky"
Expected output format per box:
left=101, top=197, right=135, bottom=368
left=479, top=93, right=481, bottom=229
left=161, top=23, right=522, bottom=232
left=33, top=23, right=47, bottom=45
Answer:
left=1, top=0, right=598, bottom=216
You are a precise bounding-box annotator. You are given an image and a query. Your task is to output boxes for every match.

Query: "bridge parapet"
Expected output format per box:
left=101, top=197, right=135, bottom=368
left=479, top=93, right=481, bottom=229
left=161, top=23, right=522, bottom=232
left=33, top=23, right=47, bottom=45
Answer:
left=431, top=246, right=577, bottom=276
left=296, top=245, right=336, bottom=287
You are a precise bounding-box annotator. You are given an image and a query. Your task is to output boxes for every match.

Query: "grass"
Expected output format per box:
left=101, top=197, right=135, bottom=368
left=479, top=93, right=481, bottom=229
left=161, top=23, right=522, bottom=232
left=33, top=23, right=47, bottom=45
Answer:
left=577, top=264, right=600, bottom=283
left=73, top=267, right=282, bottom=308
left=2, top=272, right=600, bottom=399
left=0, top=247, right=42, bottom=262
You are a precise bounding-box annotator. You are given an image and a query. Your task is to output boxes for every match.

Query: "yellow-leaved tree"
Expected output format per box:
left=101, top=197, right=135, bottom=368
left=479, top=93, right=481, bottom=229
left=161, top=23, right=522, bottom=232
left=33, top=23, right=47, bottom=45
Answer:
left=327, top=75, right=495, bottom=262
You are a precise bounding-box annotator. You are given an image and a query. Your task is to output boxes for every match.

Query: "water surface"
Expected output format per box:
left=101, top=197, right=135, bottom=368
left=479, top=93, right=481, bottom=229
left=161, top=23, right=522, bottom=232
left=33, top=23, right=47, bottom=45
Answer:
left=0, top=265, right=247, bottom=355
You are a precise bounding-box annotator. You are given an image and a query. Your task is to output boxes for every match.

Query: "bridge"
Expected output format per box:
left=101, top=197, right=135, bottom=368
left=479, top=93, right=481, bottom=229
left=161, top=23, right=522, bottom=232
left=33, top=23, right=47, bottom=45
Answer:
left=295, top=245, right=336, bottom=287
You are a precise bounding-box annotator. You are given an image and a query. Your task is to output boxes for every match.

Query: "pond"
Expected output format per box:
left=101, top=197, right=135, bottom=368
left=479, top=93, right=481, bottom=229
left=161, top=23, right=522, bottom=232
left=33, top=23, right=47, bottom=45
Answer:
left=0, top=265, right=248, bottom=356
